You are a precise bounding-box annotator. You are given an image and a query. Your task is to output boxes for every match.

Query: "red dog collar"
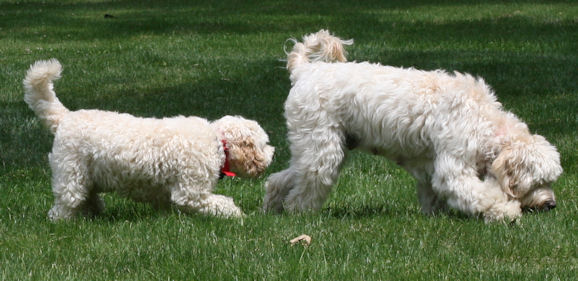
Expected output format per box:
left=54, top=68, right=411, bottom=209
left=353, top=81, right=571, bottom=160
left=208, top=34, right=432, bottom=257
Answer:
left=221, top=139, right=236, bottom=177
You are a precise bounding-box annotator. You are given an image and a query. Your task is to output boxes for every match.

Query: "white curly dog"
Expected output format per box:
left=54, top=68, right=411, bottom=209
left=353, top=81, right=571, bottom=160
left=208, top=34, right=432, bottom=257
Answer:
left=264, top=30, right=562, bottom=222
left=24, top=59, right=274, bottom=220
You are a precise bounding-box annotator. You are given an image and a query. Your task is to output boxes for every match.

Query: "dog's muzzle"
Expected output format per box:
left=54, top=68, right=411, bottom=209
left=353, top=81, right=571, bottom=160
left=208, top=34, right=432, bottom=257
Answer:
left=523, top=199, right=556, bottom=213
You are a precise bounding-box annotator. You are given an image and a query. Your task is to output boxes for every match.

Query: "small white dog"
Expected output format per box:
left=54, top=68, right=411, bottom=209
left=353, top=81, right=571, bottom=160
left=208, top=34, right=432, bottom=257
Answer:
left=24, top=59, right=274, bottom=220
left=264, top=30, right=562, bottom=222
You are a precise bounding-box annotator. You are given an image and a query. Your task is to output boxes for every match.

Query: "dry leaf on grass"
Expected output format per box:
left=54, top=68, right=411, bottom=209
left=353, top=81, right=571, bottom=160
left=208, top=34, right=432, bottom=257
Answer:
left=289, top=234, right=312, bottom=246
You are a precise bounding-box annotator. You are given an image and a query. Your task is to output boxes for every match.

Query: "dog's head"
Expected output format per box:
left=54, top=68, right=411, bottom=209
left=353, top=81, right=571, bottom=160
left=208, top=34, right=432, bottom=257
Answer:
left=491, top=134, right=562, bottom=212
left=213, top=116, right=275, bottom=178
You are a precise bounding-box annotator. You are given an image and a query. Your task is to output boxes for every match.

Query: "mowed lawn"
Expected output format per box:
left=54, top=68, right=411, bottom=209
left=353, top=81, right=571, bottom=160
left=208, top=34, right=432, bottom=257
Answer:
left=1, top=0, right=576, bottom=280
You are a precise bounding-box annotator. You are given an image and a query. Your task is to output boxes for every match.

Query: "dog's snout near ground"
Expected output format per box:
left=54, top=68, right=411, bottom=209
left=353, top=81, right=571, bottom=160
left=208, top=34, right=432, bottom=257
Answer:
left=523, top=199, right=556, bottom=213
left=546, top=200, right=557, bottom=210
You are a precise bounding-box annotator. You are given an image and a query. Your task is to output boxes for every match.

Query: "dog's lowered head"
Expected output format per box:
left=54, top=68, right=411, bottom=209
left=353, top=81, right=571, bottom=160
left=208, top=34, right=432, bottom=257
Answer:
left=491, top=134, right=562, bottom=212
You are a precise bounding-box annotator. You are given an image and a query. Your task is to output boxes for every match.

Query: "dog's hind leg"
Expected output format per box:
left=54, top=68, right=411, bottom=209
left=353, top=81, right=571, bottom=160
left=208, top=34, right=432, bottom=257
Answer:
left=411, top=169, right=447, bottom=214
left=417, top=180, right=447, bottom=215
left=282, top=127, right=346, bottom=212
left=47, top=151, right=92, bottom=221
left=263, top=168, right=296, bottom=213
left=79, top=190, right=105, bottom=217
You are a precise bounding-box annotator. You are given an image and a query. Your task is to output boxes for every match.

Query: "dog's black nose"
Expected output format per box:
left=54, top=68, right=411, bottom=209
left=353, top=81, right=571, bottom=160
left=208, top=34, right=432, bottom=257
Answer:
left=543, top=200, right=556, bottom=211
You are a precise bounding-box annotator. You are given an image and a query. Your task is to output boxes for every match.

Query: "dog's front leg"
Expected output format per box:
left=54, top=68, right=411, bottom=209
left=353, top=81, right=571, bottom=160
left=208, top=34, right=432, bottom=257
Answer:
left=170, top=187, right=243, bottom=218
left=431, top=154, right=521, bottom=222
left=196, top=193, right=244, bottom=218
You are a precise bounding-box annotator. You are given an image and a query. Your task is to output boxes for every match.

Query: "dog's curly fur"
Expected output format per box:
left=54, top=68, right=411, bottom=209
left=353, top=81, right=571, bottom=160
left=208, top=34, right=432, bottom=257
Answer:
left=24, top=59, right=274, bottom=220
left=264, top=30, right=562, bottom=222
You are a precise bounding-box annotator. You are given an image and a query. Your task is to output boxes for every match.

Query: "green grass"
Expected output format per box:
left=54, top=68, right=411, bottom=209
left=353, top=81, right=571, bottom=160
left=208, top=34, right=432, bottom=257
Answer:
left=1, top=0, right=576, bottom=280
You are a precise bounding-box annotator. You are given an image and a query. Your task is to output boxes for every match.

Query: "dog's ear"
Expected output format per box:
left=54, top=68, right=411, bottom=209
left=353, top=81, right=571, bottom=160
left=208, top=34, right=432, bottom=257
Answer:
left=491, top=147, right=520, bottom=198
left=213, top=116, right=274, bottom=178
left=529, top=134, right=563, bottom=181
left=228, top=137, right=269, bottom=178
left=492, top=135, right=563, bottom=200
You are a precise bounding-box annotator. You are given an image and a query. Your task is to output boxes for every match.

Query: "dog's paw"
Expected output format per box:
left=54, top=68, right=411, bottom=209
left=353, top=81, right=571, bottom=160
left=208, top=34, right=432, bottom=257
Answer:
left=483, top=200, right=522, bottom=223
left=263, top=195, right=285, bottom=213
left=221, top=206, right=245, bottom=218
left=207, top=195, right=245, bottom=218
left=48, top=205, right=75, bottom=221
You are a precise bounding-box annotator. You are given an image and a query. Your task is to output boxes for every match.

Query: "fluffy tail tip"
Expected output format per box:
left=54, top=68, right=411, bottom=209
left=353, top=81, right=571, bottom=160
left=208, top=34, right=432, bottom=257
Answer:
left=24, top=58, right=62, bottom=86
left=286, top=29, right=353, bottom=72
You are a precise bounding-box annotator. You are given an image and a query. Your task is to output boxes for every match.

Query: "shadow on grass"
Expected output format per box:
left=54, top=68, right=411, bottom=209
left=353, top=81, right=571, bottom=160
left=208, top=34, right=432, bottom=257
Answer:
left=325, top=204, right=408, bottom=219
left=78, top=196, right=225, bottom=223
left=324, top=203, right=474, bottom=222
left=2, top=0, right=575, bottom=52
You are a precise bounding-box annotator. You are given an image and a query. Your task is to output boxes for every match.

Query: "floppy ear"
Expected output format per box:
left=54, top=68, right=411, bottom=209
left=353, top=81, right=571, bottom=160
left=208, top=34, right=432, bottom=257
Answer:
left=529, top=134, right=563, bottom=182
left=491, top=147, right=519, bottom=198
left=228, top=137, right=268, bottom=177
left=213, top=115, right=274, bottom=178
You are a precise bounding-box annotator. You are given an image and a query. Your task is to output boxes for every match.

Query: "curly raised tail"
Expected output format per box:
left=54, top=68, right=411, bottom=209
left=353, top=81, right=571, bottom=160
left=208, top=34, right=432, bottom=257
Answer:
left=23, top=59, right=69, bottom=134
left=286, top=29, right=353, bottom=73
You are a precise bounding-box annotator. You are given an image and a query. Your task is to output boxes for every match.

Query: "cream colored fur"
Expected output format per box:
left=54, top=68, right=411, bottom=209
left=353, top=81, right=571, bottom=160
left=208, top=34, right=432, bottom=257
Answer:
left=264, top=30, right=562, bottom=222
left=24, top=59, right=274, bottom=220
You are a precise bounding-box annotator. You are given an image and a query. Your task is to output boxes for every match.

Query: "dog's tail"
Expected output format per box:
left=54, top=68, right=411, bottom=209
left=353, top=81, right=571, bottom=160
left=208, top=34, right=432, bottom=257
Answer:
left=23, top=59, right=69, bottom=134
left=286, top=29, right=353, bottom=73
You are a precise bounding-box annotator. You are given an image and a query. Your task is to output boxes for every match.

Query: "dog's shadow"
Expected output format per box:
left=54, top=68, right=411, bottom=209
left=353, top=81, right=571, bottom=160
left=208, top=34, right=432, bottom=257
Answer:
left=325, top=204, right=402, bottom=219
left=82, top=196, right=189, bottom=223
left=324, top=204, right=472, bottom=222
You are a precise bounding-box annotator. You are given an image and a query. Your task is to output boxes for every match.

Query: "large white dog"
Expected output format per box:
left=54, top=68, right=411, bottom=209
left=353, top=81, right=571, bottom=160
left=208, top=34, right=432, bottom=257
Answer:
left=24, top=59, right=274, bottom=220
left=264, top=30, right=562, bottom=222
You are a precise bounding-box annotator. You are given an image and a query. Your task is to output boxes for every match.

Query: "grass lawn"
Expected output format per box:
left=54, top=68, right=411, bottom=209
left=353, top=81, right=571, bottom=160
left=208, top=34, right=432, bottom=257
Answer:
left=1, top=0, right=576, bottom=280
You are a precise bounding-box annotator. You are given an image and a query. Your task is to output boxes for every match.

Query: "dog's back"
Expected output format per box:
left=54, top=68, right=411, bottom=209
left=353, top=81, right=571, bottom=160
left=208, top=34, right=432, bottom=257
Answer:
left=286, top=58, right=503, bottom=158
left=51, top=110, right=219, bottom=195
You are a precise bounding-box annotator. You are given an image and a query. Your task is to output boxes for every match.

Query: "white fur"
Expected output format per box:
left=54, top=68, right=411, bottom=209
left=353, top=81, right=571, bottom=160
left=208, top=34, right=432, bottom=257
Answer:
left=264, top=30, right=562, bottom=222
left=24, top=59, right=274, bottom=220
